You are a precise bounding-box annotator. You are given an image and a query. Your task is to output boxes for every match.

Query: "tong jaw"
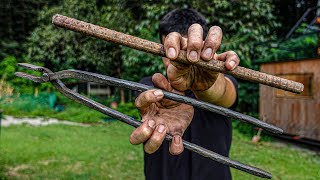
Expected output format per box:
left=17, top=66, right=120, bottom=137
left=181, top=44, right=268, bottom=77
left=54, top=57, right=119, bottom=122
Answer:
left=15, top=63, right=51, bottom=83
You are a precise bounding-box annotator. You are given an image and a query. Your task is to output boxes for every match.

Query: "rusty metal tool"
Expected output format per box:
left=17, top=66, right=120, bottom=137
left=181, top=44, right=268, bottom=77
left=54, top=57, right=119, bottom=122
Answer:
left=16, top=63, right=274, bottom=179
left=52, top=14, right=304, bottom=94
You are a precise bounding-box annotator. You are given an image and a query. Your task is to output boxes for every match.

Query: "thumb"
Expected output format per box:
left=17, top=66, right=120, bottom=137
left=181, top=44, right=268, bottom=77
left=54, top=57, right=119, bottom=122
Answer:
left=152, top=73, right=184, bottom=95
left=152, top=73, right=183, bottom=107
left=152, top=73, right=172, bottom=91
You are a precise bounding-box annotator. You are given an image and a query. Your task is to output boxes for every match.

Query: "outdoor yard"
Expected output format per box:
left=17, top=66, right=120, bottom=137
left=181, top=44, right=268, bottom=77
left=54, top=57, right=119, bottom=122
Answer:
left=2, top=1, right=320, bottom=180
left=0, top=119, right=319, bottom=179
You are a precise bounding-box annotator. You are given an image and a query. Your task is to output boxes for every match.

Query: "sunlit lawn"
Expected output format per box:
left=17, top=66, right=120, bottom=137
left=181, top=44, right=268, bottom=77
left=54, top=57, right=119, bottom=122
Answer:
left=0, top=122, right=319, bottom=179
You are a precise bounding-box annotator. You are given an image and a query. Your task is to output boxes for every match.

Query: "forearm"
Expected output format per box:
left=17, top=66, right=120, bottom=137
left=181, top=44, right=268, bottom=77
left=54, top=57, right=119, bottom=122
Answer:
left=194, top=73, right=236, bottom=108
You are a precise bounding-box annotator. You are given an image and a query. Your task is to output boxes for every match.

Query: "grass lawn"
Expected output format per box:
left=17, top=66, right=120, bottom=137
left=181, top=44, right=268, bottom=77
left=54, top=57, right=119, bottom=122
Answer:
left=0, top=123, right=143, bottom=179
left=0, top=122, right=319, bottom=179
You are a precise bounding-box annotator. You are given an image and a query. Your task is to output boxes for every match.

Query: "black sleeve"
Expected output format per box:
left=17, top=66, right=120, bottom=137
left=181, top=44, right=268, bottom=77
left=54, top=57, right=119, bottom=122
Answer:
left=225, top=74, right=238, bottom=110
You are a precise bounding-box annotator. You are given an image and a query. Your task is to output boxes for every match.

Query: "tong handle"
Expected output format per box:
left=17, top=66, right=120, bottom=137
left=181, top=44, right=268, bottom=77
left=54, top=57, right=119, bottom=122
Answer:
left=51, top=79, right=272, bottom=179
left=14, top=64, right=272, bottom=178
left=52, top=14, right=303, bottom=94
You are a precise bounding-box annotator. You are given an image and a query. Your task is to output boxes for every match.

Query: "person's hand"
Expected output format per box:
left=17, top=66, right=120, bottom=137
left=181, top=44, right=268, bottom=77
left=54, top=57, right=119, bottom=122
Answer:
left=163, top=24, right=240, bottom=93
left=130, top=73, right=194, bottom=155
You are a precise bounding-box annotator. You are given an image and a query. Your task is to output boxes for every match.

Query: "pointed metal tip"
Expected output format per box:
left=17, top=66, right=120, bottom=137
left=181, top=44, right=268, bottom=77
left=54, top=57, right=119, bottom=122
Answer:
left=15, top=72, right=44, bottom=83
left=17, top=63, right=42, bottom=71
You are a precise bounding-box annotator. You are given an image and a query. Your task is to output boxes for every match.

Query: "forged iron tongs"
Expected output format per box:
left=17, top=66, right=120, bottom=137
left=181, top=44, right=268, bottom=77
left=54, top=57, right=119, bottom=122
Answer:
left=16, top=63, right=282, bottom=179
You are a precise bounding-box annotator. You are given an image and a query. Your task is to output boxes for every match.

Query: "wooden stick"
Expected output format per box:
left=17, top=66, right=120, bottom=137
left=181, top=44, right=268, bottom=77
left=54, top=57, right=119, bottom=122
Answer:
left=52, top=14, right=304, bottom=94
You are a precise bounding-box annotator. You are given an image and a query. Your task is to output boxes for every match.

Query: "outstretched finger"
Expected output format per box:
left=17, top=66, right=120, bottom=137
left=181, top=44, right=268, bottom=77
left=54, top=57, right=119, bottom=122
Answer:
left=144, top=124, right=167, bottom=154
left=164, top=32, right=182, bottom=60
left=187, top=23, right=203, bottom=63
left=130, top=119, right=156, bottom=145
left=201, top=26, right=222, bottom=61
left=135, top=89, right=164, bottom=115
left=216, top=51, right=240, bottom=70
left=152, top=73, right=184, bottom=106
left=169, top=135, right=184, bottom=155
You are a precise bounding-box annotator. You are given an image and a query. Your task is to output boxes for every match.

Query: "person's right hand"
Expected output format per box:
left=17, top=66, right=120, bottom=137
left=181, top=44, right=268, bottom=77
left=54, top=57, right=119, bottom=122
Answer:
left=130, top=73, right=194, bottom=155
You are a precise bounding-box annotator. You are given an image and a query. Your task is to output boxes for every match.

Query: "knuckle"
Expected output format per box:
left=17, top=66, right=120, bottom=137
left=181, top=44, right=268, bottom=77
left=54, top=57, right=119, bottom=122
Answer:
left=144, top=145, right=155, bottom=154
left=188, top=41, right=202, bottom=49
left=229, top=54, right=238, bottom=59
left=144, top=91, right=154, bottom=102
left=210, top=25, right=222, bottom=32
left=152, top=135, right=164, bottom=145
left=134, top=99, right=140, bottom=108
left=170, top=147, right=181, bottom=155
left=144, top=137, right=163, bottom=154
left=228, top=50, right=237, bottom=56
left=130, top=132, right=139, bottom=144
left=206, top=40, right=219, bottom=48
left=141, top=126, right=152, bottom=136
left=168, top=32, right=181, bottom=39
left=134, top=97, right=142, bottom=108
left=189, top=23, right=202, bottom=30
left=172, top=145, right=184, bottom=155
left=165, top=32, right=180, bottom=45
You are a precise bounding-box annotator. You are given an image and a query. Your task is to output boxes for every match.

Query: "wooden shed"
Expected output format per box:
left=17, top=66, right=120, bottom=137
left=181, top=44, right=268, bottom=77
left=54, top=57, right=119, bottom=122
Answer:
left=259, top=58, right=320, bottom=141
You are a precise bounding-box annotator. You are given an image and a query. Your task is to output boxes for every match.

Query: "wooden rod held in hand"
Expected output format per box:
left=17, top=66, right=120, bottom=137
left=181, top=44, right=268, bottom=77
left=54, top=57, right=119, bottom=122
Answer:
left=52, top=14, right=304, bottom=94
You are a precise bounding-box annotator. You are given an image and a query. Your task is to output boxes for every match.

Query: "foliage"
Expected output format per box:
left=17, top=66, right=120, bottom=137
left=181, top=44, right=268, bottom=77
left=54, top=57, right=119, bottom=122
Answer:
left=1, top=124, right=319, bottom=179
left=255, top=33, right=317, bottom=63
left=254, top=22, right=318, bottom=63
left=23, top=0, right=281, bottom=111
left=0, top=0, right=57, bottom=59
left=26, top=1, right=116, bottom=74
left=26, top=0, right=279, bottom=76
left=0, top=79, right=14, bottom=98
left=0, top=56, right=52, bottom=93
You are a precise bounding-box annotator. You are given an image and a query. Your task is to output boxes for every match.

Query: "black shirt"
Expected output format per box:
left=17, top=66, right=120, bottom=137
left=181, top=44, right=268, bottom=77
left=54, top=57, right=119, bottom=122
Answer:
left=139, top=75, right=238, bottom=180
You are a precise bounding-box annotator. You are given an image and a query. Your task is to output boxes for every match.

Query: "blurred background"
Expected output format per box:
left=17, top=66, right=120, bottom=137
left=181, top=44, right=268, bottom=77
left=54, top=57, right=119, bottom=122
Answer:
left=0, top=0, right=319, bottom=179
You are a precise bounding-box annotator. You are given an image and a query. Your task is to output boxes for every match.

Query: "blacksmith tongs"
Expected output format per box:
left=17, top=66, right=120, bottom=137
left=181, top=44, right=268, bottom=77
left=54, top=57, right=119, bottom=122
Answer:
left=16, top=63, right=282, bottom=179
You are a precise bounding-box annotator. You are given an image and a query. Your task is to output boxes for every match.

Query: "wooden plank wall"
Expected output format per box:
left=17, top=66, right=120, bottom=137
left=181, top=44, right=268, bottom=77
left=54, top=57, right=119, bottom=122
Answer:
left=260, top=59, right=320, bottom=141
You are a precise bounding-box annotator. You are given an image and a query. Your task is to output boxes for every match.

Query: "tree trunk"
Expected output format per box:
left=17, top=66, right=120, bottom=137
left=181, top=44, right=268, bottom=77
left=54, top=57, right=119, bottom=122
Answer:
left=120, top=89, right=125, bottom=104
left=114, top=47, right=124, bottom=104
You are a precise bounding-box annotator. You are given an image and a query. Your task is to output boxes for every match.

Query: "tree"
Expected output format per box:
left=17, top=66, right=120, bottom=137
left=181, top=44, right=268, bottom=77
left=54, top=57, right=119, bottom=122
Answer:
left=26, top=0, right=279, bottom=105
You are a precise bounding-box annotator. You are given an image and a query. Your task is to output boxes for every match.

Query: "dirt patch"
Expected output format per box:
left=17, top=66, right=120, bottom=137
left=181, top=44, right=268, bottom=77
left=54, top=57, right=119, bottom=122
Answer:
left=6, top=164, right=31, bottom=178
left=1, top=116, right=89, bottom=127
left=38, top=159, right=58, bottom=166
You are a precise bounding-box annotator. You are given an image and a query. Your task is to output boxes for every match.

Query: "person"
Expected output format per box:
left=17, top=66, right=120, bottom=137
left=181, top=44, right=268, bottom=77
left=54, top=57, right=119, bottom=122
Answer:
left=130, top=8, right=240, bottom=180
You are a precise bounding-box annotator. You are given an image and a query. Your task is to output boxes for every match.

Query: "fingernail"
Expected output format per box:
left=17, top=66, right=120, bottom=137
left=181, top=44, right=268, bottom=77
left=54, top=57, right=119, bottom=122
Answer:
left=148, top=120, right=155, bottom=128
left=203, top=48, right=212, bottom=59
left=189, top=51, right=198, bottom=61
left=174, top=136, right=180, bottom=145
left=153, top=90, right=163, bottom=97
left=167, top=48, right=176, bottom=59
left=158, top=125, right=165, bottom=133
left=229, top=61, right=235, bottom=69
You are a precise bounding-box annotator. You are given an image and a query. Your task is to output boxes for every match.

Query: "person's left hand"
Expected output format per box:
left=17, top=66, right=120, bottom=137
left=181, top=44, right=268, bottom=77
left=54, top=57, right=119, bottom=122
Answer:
left=130, top=73, right=194, bottom=155
left=162, top=24, right=240, bottom=92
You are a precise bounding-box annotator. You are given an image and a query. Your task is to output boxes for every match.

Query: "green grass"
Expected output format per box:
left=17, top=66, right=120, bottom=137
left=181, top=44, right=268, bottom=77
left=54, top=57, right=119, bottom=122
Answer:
left=0, top=123, right=319, bottom=179
left=0, top=123, right=144, bottom=179
left=230, top=132, right=320, bottom=179
left=1, top=95, right=319, bottom=179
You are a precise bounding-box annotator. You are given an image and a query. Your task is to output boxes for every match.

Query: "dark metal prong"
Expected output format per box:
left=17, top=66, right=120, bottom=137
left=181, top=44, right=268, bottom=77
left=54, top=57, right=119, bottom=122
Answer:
left=17, top=63, right=52, bottom=73
left=14, top=72, right=45, bottom=83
